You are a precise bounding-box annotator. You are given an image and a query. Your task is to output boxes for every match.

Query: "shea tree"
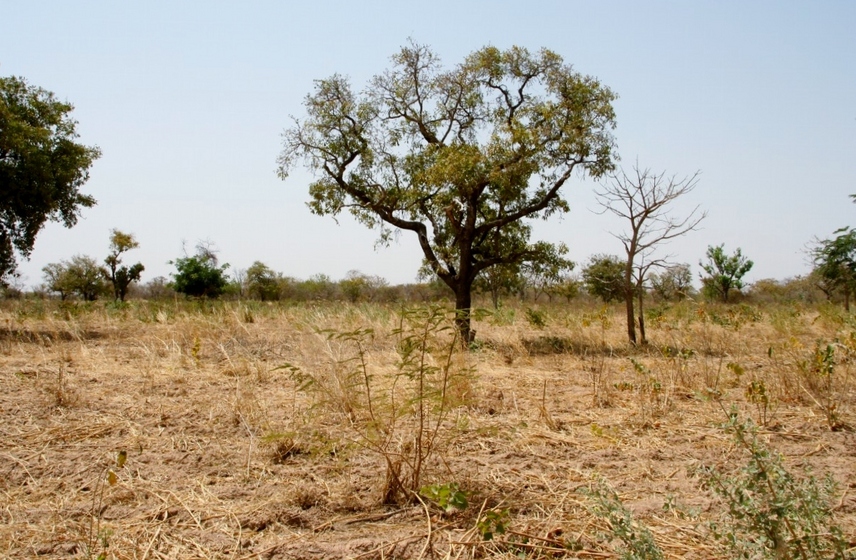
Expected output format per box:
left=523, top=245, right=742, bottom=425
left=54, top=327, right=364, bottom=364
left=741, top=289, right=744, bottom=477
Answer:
left=0, top=76, right=100, bottom=283
left=700, top=244, right=753, bottom=303
left=278, top=42, right=617, bottom=343
left=595, top=165, right=704, bottom=344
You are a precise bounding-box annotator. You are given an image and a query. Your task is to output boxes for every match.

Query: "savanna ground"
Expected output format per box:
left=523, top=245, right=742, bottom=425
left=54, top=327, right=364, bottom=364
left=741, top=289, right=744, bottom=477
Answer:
left=1, top=297, right=855, bottom=559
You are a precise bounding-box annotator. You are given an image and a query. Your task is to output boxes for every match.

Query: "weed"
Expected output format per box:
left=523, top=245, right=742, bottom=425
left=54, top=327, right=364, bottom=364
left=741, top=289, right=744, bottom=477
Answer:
left=700, top=412, right=848, bottom=559
left=419, top=482, right=468, bottom=514
left=282, top=305, right=470, bottom=504
left=525, top=307, right=547, bottom=329
left=580, top=479, right=663, bottom=560
left=86, top=451, right=127, bottom=560
left=798, top=341, right=848, bottom=431
left=477, top=508, right=510, bottom=541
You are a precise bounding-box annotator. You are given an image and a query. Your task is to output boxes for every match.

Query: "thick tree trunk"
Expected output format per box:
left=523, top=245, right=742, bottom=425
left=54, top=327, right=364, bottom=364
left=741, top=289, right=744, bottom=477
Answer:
left=637, top=287, right=647, bottom=345
left=454, top=285, right=475, bottom=346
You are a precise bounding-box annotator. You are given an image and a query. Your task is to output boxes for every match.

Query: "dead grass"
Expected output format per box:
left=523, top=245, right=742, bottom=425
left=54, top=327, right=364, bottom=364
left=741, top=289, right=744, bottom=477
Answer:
left=0, top=298, right=854, bottom=559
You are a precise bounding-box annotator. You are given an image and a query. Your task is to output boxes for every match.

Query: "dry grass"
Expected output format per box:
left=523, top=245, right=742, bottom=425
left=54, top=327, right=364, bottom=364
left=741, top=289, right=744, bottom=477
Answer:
left=1, top=298, right=855, bottom=559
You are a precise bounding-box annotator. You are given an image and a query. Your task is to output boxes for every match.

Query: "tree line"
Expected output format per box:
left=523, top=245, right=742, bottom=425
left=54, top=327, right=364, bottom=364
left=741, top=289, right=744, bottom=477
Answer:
left=2, top=44, right=854, bottom=347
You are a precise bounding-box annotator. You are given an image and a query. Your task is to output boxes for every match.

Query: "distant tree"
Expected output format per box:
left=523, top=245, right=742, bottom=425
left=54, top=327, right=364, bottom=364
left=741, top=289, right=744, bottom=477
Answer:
left=595, top=164, right=704, bottom=344
left=811, top=227, right=856, bottom=311
left=582, top=254, right=626, bottom=303
left=278, top=42, right=617, bottom=343
left=473, top=262, right=524, bottom=309
left=339, top=270, right=388, bottom=302
left=0, top=76, right=101, bottom=283
left=649, top=263, right=693, bottom=301
left=521, top=242, right=575, bottom=302
left=700, top=244, right=753, bottom=303
left=42, top=262, right=75, bottom=300
left=170, top=244, right=229, bottom=298
left=43, top=255, right=108, bottom=301
left=245, top=261, right=281, bottom=301
left=104, top=229, right=144, bottom=301
left=551, top=275, right=581, bottom=303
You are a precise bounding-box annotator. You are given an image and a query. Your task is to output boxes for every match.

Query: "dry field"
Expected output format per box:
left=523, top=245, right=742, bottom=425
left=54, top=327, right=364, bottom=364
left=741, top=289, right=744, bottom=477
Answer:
left=1, top=299, right=855, bottom=559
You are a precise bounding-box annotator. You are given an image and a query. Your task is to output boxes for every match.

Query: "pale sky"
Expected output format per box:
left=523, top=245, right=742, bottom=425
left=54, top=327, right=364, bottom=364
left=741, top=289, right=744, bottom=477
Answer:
left=3, top=1, right=855, bottom=288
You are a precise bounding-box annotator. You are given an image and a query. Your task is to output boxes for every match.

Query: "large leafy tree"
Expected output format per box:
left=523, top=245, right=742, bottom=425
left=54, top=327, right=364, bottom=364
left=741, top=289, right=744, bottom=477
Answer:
left=279, top=43, right=617, bottom=342
left=0, top=76, right=100, bottom=282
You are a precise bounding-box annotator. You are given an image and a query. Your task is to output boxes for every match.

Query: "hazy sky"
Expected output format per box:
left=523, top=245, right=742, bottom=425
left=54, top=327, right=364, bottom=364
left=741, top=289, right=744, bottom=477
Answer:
left=3, top=1, right=855, bottom=287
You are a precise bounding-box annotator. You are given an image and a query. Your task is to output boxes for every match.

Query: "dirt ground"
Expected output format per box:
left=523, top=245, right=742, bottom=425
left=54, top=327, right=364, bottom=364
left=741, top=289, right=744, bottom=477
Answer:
left=1, top=300, right=855, bottom=559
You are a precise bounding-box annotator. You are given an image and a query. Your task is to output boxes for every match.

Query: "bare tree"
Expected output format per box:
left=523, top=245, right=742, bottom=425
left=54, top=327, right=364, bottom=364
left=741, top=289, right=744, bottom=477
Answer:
left=595, top=164, right=705, bottom=345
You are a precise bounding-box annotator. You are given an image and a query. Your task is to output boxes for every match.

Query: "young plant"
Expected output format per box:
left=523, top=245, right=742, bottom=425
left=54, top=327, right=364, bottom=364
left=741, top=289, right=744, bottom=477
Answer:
left=580, top=479, right=664, bottom=560
left=700, top=413, right=847, bottom=559
left=282, top=305, right=470, bottom=504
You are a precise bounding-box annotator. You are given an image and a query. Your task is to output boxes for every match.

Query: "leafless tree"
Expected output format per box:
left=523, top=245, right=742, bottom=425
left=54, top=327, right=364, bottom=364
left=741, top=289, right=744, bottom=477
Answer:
left=595, top=164, right=705, bottom=345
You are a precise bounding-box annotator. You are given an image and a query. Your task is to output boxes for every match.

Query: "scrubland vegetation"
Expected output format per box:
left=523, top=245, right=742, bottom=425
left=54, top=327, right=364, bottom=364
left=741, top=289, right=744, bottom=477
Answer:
left=1, top=295, right=854, bottom=559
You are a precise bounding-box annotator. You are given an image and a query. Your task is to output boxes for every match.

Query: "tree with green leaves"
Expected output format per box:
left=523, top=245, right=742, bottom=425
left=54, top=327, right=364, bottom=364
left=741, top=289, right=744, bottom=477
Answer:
left=595, top=165, right=704, bottom=344
left=0, top=76, right=100, bottom=283
left=521, top=242, right=574, bottom=302
left=811, top=227, right=856, bottom=311
left=700, top=244, right=753, bottom=303
left=244, top=261, right=281, bottom=301
left=582, top=254, right=626, bottom=303
left=43, top=255, right=108, bottom=301
left=278, top=42, right=617, bottom=343
left=104, top=229, right=144, bottom=301
left=170, top=244, right=229, bottom=298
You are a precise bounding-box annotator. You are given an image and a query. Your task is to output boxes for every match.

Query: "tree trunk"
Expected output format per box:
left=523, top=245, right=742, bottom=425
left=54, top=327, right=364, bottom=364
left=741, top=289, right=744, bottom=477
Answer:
left=624, top=264, right=637, bottom=345
left=454, top=285, right=475, bottom=346
left=625, top=287, right=637, bottom=345
left=637, top=286, right=647, bottom=345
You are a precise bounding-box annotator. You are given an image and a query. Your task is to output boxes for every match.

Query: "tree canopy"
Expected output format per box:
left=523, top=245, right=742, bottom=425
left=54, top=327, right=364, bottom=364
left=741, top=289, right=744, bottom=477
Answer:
left=0, top=76, right=100, bottom=282
left=811, top=227, right=856, bottom=311
left=279, top=42, right=617, bottom=342
left=700, top=244, right=753, bottom=303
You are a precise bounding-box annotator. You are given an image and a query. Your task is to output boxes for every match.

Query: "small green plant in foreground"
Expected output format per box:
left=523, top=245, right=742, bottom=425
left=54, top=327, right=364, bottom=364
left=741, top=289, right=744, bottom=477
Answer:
left=419, top=482, right=468, bottom=514
left=281, top=305, right=470, bottom=505
left=87, top=450, right=127, bottom=560
left=700, top=412, right=847, bottom=560
left=581, top=479, right=664, bottom=560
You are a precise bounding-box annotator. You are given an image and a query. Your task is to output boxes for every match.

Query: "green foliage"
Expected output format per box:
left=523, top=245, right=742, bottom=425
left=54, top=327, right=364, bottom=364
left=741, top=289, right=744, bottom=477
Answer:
left=281, top=305, right=471, bottom=504
left=477, top=508, right=511, bottom=541
left=42, top=255, right=109, bottom=301
left=170, top=246, right=229, bottom=298
left=582, top=254, right=626, bottom=303
left=701, top=414, right=847, bottom=559
left=811, top=227, right=856, bottom=310
left=798, top=341, right=846, bottom=431
left=525, top=307, right=547, bottom=329
left=279, top=41, right=617, bottom=342
left=244, top=261, right=281, bottom=301
left=419, top=482, right=468, bottom=514
left=104, top=229, right=143, bottom=301
left=0, top=75, right=101, bottom=282
left=521, top=242, right=575, bottom=301
left=581, top=479, right=664, bottom=560
left=700, top=244, right=754, bottom=303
